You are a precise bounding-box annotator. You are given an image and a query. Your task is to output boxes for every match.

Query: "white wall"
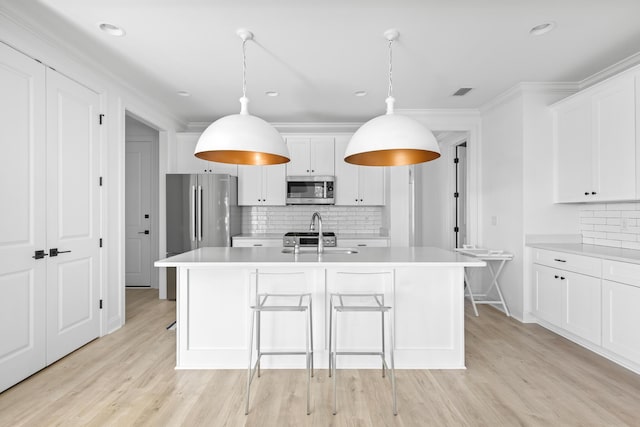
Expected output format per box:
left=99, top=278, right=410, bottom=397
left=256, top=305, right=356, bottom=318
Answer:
left=0, top=9, right=184, bottom=333
left=480, top=85, right=580, bottom=321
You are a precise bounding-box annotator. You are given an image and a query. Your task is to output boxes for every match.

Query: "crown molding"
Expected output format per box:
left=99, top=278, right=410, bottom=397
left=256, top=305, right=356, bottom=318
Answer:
left=579, top=52, right=640, bottom=89
left=479, top=82, right=579, bottom=113
left=186, top=121, right=363, bottom=134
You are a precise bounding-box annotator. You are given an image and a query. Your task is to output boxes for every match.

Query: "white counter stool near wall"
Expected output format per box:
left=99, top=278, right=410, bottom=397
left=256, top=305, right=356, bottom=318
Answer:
left=245, top=271, right=314, bottom=415
left=328, top=269, right=397, bottom=415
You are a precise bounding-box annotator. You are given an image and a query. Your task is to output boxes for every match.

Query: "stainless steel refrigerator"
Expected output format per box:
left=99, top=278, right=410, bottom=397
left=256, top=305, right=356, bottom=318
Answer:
left=165, top=174, right=241, bottom=299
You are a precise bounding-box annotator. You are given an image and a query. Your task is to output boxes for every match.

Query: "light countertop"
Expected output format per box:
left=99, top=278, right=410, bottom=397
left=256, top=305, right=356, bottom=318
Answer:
left=527, top=243, right=640, bottom=265
left=155, top=246, right=485, bottom=268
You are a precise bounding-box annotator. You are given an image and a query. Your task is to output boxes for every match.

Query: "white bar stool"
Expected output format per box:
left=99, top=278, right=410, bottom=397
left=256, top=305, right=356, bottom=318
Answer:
left=245, top=292, right=314, bottom=415
left=329, top=293, right=397, bottom=416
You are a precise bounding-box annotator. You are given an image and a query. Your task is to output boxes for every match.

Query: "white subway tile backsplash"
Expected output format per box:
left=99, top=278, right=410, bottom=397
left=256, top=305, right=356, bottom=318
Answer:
left=241, top=205, right=383, bottom=235
left=580, top=203, right=640, bottom=248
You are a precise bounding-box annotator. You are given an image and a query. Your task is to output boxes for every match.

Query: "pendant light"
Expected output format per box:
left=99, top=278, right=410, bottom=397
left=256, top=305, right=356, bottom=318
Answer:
left=344, top=29, right=440, bottom=166
left=194, top=29, right=289, bottom=165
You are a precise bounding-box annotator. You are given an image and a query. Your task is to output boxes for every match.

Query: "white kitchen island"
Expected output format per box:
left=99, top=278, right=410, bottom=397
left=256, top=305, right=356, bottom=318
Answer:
left=155, top=246, right=485, bottom=370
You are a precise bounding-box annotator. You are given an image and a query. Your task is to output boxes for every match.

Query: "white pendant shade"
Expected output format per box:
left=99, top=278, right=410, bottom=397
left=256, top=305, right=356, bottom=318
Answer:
left=345, top=112, right=440, bottom=166
left=194, top=100, right=289, bottom=165
left=193, top=29, right=289, bottom=165
left=345, top=30, right=441, bottom=167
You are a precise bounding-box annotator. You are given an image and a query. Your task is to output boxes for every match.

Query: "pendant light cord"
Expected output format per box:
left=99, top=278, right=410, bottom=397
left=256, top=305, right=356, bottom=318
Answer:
left=242, top=38, right=248, bottom=99
left=387, top=38, right=393, bottom=98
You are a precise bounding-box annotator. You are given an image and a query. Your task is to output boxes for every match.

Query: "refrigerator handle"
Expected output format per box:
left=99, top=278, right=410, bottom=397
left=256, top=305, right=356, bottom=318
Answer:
left=190, top=185, right=197, bottom=242
left=197, top=185, right=203, bottom=241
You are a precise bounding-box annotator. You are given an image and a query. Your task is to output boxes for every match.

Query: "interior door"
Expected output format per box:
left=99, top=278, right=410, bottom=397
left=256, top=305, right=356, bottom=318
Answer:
left=0, top=43, right=47, bottom=392
left=45, top=68, right=101, bottom=365
left=125, top=140, right=152, bottom=286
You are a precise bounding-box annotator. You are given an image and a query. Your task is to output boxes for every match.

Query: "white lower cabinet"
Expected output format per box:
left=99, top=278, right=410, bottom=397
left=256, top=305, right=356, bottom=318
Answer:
left=533, top=251, right=602, bottom=345
left=602, top=280, right=640, bottom=365
left=532, top=264, right=562, bottom=327
left=531, top=248, right=640, bottom=373
left=561, top=271, right=601, bottom=345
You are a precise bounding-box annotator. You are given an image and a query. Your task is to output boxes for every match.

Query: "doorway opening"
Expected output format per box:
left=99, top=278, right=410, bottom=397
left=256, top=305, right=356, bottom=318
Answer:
left=453, top=142, right=467, bottom=249
left=125, top=114, right=159, bottom=288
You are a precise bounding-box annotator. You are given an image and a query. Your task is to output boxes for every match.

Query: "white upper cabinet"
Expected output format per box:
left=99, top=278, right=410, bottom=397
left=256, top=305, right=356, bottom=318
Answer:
left=238, top=164, right=286, bottom=206
left=553, top=73, right=637, bottom=202
left=175, top=132, right=238, bottom=175
left=334, top=135, right=385, bottom=206
left=285, top=136, right=335, bottom=176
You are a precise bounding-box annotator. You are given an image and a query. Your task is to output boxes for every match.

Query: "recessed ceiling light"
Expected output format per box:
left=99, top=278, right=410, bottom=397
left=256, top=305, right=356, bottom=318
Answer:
left=99, top=22, right=126, bottom=36
left=354, top=90, right=368, bottom=97
left=529, top=22, right=556, bottom=36
left=176, top=91, right=191, bottom=97
left=265, top=91, right=279, bottom=97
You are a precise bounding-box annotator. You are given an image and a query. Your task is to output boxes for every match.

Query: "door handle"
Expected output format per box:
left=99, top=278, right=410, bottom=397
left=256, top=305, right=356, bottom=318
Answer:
left=49, top=248, right=72, bottom=257
left=33, top=250, right=48, bottom=259
left=138, top=230, right=150, bottom=235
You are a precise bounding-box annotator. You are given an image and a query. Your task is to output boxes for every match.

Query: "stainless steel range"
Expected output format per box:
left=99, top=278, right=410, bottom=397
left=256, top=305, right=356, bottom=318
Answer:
left=283, top=231, right=337, bottom=247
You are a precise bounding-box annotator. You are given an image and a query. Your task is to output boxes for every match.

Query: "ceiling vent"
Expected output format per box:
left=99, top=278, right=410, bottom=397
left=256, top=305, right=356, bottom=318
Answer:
left=453, top=87, right=473, bottom=96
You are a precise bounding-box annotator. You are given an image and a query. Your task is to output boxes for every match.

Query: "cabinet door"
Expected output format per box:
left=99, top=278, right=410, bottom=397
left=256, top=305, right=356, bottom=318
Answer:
left=562, top=271, right=601, bottom=345
left=592, top=76, right=636, bottom=201
left=176, top=132, right=237, bottom=175
left=262, top=164, right=286, bottom=206
left=554, top=98, right=593, bottom=202
left=176, top=133, right=210, bottom=173
left=0, top=43, right=47, bottom=393
left=338, top=239, right=389, bottom=248
left=238, top=165, right=263, bottom=205
left=334, top=135, right=360, bottom=205
left=285, top=137, right=310, bottom=176
left=310, top=136, right=335, bottom=175
left=532, top=264, right=562, bottom=327
left=602, top=279, right=640, bottom=365
left=359, top=166, right=385, bottom=205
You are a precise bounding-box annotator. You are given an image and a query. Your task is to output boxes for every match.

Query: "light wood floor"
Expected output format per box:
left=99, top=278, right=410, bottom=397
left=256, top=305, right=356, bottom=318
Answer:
left=1, top=290, right=639, bottom=426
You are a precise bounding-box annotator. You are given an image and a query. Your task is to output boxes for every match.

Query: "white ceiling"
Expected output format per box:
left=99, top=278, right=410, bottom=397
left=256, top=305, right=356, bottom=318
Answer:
left=4, top=0, right=640, bottom=125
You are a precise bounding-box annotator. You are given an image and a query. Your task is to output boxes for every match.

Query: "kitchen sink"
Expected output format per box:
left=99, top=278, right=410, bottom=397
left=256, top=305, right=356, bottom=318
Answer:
left=281, top=247, right=359, bottom=254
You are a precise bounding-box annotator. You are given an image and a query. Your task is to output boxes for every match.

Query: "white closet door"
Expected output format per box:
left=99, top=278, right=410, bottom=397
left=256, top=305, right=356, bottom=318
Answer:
left=45, top=69, right=101, bottom=364
left=0, top=43, right=47, bottom=392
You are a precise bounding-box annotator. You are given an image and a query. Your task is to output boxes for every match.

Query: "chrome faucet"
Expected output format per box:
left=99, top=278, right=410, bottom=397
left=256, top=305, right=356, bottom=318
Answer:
left=310, top=212, right=323, bottom=254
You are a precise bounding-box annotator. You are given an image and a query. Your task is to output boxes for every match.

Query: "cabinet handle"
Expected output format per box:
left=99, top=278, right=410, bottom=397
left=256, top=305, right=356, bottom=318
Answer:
left=553, top=258, right=566, bottom=263
left=253, top=244, right=263, bottom=247
left=357, top=244, right=367, bottom=247
left=584, top=192, right=589, bottom=196
left=307, top=169, right=309, bottom=172
left=591, top=192, right=597, bottom=195
left=554, top=275, right=559, bottom=279
left=560, top=277, right=566, bottom=280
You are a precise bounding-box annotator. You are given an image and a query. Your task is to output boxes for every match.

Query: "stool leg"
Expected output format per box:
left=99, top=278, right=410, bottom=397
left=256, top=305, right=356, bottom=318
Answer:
left=245, top=309, right=256, bottom=415
left=328, top=296, right=333, bottom=378
left=388, top=310, right=397, bottom=416
left=305, top=306, right=311, bottom=415
left=309, top=294, right=314, bottom=378
left=256, top=310, right=261, bottom=378
left=381, top=297, right=386, bottom=378
left=332, top=310, right=338, bottom=415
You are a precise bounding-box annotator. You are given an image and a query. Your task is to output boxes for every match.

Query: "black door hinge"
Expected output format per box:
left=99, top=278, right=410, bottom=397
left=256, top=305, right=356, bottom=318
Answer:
left=454, top=192, right=459, bottom=198
left=454, top=157, right=459, bottom=164
left=454, top=226, right=459, bottom=232
left=99, top=299, right=103, bottom=309
left=99, top=177, right=103, bottom=186
left=99, top=114, right=105, bottom=125
left=99, top=238, right=103, bottom=248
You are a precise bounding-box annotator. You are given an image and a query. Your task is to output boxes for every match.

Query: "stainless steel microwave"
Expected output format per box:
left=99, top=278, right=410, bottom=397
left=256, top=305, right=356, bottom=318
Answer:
left=286, top=176, right=335, bottom=205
